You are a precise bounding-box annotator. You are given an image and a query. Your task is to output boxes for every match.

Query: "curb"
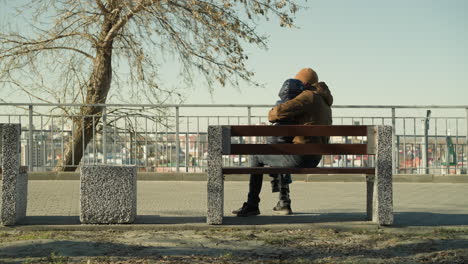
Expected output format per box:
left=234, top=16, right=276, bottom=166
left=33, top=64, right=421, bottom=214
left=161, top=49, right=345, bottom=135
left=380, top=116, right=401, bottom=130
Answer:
left=18, top=172, right=468, bottom=183
left=2, top=222, right=468, bottom=232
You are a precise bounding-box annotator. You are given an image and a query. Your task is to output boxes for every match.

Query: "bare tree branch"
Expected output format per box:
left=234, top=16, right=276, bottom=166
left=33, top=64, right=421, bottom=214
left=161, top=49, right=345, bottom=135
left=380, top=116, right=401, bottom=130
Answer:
left=1, top=46, right=94, bottom=60
left=95, top=0, right=109, bottom=14
left=0, top=0, right=305, bottom=171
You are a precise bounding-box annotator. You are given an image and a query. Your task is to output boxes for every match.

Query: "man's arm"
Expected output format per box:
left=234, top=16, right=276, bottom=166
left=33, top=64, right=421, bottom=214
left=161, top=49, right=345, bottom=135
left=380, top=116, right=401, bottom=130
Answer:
left=268, top=90, right=314, bottom=122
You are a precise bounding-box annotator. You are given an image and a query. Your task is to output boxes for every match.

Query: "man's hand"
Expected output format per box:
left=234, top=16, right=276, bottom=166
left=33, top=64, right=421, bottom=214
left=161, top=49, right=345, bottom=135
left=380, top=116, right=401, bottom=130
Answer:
left=268, top=90, right=312, bottom=122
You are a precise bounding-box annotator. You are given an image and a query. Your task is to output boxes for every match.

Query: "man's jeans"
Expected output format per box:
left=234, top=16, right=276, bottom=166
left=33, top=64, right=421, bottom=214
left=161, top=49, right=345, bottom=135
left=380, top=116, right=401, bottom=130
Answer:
left=247, top=154, right=321, bottom=206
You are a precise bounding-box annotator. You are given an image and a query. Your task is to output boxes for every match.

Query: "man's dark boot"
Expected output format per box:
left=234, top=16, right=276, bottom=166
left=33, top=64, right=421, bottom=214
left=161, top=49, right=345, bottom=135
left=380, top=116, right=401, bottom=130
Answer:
left=233, top=174, right=263, bottom=217
left=233, top=202, right=260, bottom=217
left=273, top=184, right=292, bottom=215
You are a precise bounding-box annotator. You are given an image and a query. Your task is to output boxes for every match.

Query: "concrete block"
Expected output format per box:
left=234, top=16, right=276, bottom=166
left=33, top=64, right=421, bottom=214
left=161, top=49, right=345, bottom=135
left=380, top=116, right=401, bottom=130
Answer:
left=207, top=126, right=229, bottom=225
left=1, top=124, right=27, bottom=226
left=80, top=165, right=137, bottom=224
left=372, top=126, right=393, bottom=226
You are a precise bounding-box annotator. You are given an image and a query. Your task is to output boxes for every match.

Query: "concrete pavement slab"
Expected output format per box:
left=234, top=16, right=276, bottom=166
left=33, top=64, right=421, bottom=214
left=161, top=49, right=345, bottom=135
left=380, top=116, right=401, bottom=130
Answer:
left=0, top=181, right=464, bottom=230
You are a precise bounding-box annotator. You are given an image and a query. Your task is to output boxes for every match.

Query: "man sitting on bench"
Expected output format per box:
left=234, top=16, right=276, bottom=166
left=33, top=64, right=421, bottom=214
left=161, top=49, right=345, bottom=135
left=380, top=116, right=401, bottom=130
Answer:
left=233, top=68, right=334, bottom=217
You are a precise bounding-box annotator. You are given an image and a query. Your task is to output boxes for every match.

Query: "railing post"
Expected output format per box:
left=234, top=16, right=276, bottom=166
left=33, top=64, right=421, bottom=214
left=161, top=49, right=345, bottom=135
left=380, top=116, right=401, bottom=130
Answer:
left=175, top=106, right=180, bottom=172
left=185, top=116, right=189, bottom=173
left=446, top=136, right=450, bottom=175
left=466, top=108, right=468, bottom=173
left=28, top=105, right=34, bottom=171
left=391, top=108, right=396, bottom=174
left=395, top=135, right=400, bottom=173
left=102, top=106, right=107, bottom=164
left=422, top=110, right=431, bottom=174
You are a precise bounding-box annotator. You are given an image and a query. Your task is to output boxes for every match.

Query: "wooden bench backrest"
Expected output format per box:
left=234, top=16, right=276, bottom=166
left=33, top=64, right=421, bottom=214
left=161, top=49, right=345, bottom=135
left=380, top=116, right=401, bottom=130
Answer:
left=222, top=125, right=376, bottom=156
left=212, top=125, right=383, bottom=175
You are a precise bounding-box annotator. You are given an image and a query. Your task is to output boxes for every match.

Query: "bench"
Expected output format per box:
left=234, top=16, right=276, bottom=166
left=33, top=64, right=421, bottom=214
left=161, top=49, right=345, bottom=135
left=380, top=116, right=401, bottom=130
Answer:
left=207, top=125, right=393, bottom=226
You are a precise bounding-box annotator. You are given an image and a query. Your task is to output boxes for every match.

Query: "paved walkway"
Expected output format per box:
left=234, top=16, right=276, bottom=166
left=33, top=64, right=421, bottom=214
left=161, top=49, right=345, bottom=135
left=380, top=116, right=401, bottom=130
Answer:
left=11, top=181, right=467, bottom=227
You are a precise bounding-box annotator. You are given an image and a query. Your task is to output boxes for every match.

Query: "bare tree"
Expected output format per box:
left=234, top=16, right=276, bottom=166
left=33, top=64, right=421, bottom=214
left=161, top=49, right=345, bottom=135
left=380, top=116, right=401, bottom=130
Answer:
left=0, top=0, right=303, bottom=171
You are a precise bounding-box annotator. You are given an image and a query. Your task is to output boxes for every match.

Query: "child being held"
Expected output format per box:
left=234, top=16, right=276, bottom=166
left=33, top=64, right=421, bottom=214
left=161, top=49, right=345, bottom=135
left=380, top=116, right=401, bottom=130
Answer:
left=268, top=78, right=305, bottom=192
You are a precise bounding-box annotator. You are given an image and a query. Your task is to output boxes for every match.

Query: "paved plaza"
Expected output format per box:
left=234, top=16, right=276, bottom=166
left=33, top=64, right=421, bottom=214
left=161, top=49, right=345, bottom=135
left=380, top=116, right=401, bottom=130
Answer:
left=6, top=181, right=466, bottom=227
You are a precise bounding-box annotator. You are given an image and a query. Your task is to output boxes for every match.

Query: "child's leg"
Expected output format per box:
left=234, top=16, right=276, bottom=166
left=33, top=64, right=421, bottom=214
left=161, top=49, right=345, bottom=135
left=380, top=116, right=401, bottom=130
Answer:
left=278, top=183, right=291, bottom=206
left=269, top=174, right=280, bottom=193
left=273, top=174, right=293, bottom=214
left=278, top=174, right=292, bottom=206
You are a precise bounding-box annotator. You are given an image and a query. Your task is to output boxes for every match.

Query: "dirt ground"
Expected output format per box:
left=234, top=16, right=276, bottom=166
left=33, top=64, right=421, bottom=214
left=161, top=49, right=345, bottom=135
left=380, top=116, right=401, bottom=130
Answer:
left=0, top=227, right=468, bottom=264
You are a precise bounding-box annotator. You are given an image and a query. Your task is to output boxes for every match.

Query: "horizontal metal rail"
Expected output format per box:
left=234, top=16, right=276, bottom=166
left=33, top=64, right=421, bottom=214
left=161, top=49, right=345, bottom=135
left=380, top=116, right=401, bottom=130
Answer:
left=1, top=103, right=467, bottom=109
left=0, top=103, right=466, bottom=175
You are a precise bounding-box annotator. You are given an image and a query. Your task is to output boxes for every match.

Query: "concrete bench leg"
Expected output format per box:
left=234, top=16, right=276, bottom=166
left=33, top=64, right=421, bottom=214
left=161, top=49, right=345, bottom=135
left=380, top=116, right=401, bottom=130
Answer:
left=80, top=165, right=137, bottom=224
left=207, top=126, right=230, bottom=225
left=1, top=124, right=27, bottom=226
left=207, top=164, right=223, bottom=225
left=372, top=126, right=393, bottom=226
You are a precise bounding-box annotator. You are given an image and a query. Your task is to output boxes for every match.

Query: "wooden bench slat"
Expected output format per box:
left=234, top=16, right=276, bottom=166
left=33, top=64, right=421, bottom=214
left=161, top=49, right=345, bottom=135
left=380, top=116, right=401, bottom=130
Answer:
left=229, top=144, right=369, bottom=155
left=230, top=125, right=368, bottom=136
left=222, top=167, right=375, bottom=175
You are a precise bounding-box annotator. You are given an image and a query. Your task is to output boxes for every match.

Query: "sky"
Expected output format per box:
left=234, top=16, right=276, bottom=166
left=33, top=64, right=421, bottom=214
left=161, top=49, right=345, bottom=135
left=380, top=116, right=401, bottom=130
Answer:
left=1, top=0, right=468, bottom=106
left=178, top=0, right=468, bottom=106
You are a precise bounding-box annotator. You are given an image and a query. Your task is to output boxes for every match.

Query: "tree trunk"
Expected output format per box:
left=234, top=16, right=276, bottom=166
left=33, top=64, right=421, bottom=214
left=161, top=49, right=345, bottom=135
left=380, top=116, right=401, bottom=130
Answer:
left=54, top=9, right=126, bottom=172
left=55, top=43, right=114, bottom=171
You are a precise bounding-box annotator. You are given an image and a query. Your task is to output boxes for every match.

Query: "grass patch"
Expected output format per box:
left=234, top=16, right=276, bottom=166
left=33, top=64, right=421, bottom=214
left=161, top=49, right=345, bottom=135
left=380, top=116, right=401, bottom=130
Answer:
left=0, top=228, right=467, bottom=263
left=263, top=236, right=297, bottom=246
left=231, top=231, right=258, bottom=241
left=17, top=231, right=56, bottom=240
left=46, top=252, right=69, bottom=264
left=0, top=231, right=60, bottom=242
left=220, top=252, right=235, bottom=259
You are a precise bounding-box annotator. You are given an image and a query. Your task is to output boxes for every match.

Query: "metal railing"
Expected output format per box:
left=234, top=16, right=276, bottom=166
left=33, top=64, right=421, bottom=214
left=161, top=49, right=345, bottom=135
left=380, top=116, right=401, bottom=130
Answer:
left=0, top=103, right=467, bottom=175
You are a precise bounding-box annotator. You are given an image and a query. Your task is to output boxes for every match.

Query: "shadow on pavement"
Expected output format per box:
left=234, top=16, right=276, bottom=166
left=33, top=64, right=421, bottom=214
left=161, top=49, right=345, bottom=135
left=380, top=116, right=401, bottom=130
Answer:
left=18, top=213, right=367, bottom=225
left=223, top=212, right=366, bottom=225
left=394, top=212, right=468, bottom=227
left=136, top=215, right=205, bottom=224
left=19, top=216, right=81, bottom=225
left=137, top=212, right=367, bottom=225
left=16, top=212, right=468, bottom=227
